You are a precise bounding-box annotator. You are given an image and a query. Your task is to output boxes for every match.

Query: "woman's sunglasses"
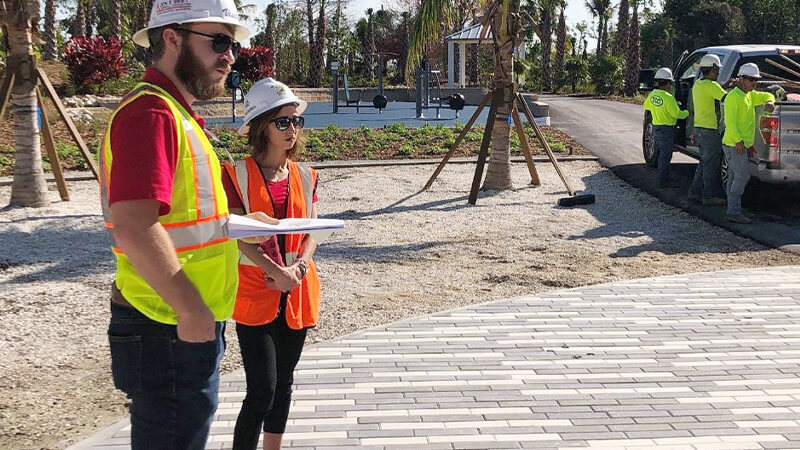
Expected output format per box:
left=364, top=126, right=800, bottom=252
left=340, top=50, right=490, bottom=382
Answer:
left=175, top=28, right=241, bottom=59
left=272, top=116, right=305, bottom=131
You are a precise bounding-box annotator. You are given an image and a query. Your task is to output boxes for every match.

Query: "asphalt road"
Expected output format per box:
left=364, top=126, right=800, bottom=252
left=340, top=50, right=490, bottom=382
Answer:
left=543, top=94, right=800, bottom=254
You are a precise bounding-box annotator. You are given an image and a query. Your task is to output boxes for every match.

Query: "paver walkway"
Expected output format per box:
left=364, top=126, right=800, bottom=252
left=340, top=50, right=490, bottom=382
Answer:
left=74, top=266, right=800, bottom=449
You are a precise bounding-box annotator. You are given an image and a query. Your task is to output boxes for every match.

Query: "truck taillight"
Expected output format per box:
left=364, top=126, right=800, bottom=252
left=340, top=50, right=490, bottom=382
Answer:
left=760, top=115, right=780, bottom=164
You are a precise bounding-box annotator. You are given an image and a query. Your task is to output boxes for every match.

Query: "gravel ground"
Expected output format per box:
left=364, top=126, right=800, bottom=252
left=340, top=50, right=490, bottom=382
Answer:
left=2, top=161, right=799, bottom=450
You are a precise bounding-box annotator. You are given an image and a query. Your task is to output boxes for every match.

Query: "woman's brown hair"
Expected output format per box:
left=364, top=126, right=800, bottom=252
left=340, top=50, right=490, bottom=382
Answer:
left=247, top=103, right=306, bottom=160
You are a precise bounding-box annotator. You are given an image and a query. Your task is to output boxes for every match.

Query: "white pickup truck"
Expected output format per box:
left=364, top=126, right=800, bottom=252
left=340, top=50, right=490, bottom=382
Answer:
left=642, top=45, right=800, bottom=184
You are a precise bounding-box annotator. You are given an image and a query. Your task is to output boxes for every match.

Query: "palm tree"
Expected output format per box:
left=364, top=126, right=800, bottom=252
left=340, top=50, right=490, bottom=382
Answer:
left=537, top=0, right=559, bottom=91
left=264, top=3, right=277, bottom=73
left=585, top=0, right=610, bottom=55
left=623, top=1, right=640, bottom=96
left=73, top=0, right=87, bottom=37
left=554, top=5, right=566, bottom=91
left=108, top=0, right=120, bottom=41
left=309, top=0, right=326, bottom=86
left=305, top=0, right=315, bottom=81
left=43, top=0, right=56, bottom=59
left=614, top=0, right=629, bottom=56
left=409, top=0, right=524, bottom=190
left=396, top=11, right=411, bottom=84
left=2, top=0, right=49, bottom=207
left=365, top=8, right=375, bottom=80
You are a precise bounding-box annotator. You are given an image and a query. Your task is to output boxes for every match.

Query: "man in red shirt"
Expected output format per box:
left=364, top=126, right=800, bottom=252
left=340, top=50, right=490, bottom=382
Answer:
left=102, top=1, right=276, bottom=448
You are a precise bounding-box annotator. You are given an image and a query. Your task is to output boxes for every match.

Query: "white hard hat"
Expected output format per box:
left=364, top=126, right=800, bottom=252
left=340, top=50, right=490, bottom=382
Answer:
left=654, top=67, right=673, bottom=81
left=737, top=63, right=762, bottom=78
left=133, top=0, right=250, bottom=48
left=238, top=78, right=308, bottom=135
left=699, top=54, right=722, bottom=68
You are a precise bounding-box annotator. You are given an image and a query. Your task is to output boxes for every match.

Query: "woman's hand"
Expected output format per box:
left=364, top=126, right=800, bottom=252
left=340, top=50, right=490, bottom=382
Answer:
left=265, top=266, right=302, bottom=292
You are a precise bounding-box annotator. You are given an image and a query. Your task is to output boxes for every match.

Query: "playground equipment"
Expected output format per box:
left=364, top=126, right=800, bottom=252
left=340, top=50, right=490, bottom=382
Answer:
left=415, top=57, right=466, bottom=119
left=330, top=61, right=362, bottom=113
left=225, top=70, right=244, bottom=122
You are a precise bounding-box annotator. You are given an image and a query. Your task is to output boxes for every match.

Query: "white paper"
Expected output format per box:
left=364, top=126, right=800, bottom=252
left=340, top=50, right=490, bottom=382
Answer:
left=227, top=214, right=345, bottom=241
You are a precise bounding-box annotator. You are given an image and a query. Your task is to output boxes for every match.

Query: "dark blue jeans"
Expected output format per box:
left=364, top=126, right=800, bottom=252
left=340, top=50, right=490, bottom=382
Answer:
left=654, top=125, right=675, bottom=186
left=108, top=302, right=226, bottom=450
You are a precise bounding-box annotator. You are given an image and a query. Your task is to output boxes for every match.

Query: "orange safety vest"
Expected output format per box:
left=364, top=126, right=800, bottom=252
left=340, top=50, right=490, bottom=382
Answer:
left=223, top=157, right=321, bottom=329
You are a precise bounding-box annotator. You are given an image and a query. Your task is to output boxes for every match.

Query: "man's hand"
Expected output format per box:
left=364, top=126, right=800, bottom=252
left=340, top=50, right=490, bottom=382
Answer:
left=240, top=211, right=280, bottom=244
left=177, top=307, right=216, bottom=342
left=735, top=141, right=746, bottom=155
left=765, top=102, right=775, bottom=113
left=748, top=146, right=756, bottom=157
left=265, top=266, right=301, bottom=292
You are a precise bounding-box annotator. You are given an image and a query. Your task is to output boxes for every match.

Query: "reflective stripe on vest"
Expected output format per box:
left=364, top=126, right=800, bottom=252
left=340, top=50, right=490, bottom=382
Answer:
left=100, top=82, right=238, bottom=324
left=224, top=156, right=321, bottom=329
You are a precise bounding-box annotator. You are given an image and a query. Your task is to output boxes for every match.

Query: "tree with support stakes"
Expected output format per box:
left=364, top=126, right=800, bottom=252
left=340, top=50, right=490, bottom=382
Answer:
left=2, top=0, right=48, bottom=207
left=1, top=0, right=100, bottom=208
left=407, top=0, right=534, bottom=196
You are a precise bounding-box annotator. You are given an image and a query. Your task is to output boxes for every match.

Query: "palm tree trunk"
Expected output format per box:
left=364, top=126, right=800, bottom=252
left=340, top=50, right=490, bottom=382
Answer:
left=109, top=0, right=121, bottom=41
left=73, top=0, right=87, bottom=37
left=366, top=9, right=376, bottom=80
left=305, top=0, right=315, bottom=83
left=43, top=0, right=56, bottom=60
left=554, top=8, right=566, bottom=91
left=541, top=9, right=553, bottom=91
left=623, top=3, right=640, bottom=96
left=265, top=4, right=277, bottom=75
left=309, top=0, right=326, bottom=87
left=483, top=0, right=520, bottom=191
left=4, top=0, right=49, bottom=207
left=614, top=0, right=629, bottom=56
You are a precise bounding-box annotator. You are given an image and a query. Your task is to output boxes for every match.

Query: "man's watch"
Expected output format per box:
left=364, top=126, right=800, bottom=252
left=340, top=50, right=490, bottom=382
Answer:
left=297, top=259, right=309, bottom=279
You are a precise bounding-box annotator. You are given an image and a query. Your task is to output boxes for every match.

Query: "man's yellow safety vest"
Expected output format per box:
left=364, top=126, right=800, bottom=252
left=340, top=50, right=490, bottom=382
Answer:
left=99, top=82, right=239, bottom=325
left=644, top=89, right=689, bottom=126
left=692, top=79, right=726, bottom=130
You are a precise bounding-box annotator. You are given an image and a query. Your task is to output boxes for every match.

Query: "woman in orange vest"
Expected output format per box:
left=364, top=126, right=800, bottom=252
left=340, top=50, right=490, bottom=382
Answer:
left=221, top=78, right=321, bottom=450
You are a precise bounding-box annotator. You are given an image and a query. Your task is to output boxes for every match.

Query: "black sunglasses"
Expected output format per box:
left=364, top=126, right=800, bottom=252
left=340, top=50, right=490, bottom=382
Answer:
left=741, top=76, right=757, bottom=81
left=272, top=116, right=305, bottom=131
left=175, top=28, right=241, bottom=58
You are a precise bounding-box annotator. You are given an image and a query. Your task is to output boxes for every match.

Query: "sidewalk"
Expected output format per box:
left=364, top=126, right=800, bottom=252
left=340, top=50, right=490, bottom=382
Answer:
left=72, top=266, right=800, bottom=449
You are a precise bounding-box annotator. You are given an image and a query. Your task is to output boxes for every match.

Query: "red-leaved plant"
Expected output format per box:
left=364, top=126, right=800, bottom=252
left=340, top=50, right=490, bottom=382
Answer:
left=63, top=37, right=127, bottom=92
left=232, top=46, right=275, bottom=82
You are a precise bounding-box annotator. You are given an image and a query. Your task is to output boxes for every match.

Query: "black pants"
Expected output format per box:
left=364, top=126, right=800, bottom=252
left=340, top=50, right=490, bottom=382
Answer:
left=232, top=312, right=307, bottom=450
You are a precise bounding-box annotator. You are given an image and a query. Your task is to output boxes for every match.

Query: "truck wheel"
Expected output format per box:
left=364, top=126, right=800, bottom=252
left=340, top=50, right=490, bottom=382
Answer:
left=643, top=113, right=658, bottom=167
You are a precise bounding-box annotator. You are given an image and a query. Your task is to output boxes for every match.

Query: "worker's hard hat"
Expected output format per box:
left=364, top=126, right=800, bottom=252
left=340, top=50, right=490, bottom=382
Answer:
left=238, top=78, right=308, bottom=136
left=699, top=54, right=722, bottom=68
left=654, top=67, right=673, bottom=81
left=737, top=63, right=762, bottom=79
left=133, top=0, right=250, bottom=48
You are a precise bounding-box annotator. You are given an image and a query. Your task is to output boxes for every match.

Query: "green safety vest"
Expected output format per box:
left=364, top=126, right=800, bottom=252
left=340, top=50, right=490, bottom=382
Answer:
left=722, top=87, right=776, bottom=148
left=100, top=82, right=239, bottom=324
left=692, top=79, right=726, bottom=130
left=644, top=89, right=689, bottom=126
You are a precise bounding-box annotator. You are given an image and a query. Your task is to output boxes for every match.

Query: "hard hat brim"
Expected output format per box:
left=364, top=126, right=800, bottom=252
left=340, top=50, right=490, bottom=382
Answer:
left=237, top=98, right=309, bottom=136
left=133, top=19, right=251, bottom=48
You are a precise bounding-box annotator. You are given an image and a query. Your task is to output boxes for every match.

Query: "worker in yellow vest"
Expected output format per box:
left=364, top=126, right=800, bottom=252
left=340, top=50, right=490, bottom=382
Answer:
left=688, top=54, right=727, bottom=206
left=221, top=78, right=321, bottom=450
left=644, top=67, right=690, bottom=188
left=99, top=1, right=276, bottom=447
left=721, top=63, right=775, bottom=224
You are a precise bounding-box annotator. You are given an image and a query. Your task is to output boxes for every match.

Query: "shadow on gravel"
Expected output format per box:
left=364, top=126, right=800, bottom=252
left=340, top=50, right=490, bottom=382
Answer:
left=0, top=227, right=113, bottom=284
left=570, top=162, right=800, bottom=255
left=324, top=189, right=505, bottom=220
left=316, top=240, right=451, bottom=263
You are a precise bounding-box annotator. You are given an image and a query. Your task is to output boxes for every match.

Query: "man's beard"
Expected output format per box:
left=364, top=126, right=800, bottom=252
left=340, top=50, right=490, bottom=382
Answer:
left=175, top=43, right=229, bottom=101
